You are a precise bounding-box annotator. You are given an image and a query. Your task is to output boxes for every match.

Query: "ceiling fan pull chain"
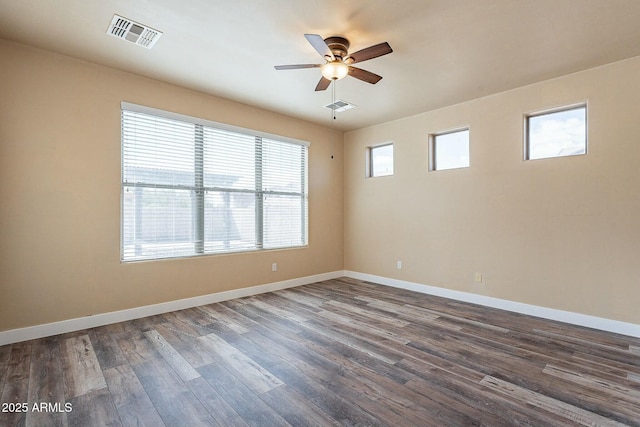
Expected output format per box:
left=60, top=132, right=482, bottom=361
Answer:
left=332, top=82, right=337, bottom=121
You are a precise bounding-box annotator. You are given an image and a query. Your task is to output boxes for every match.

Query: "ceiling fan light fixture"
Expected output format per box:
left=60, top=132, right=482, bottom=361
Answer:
left=274, top=34, right=393, bottom=91
left=321, top=61, right=349, bottom=81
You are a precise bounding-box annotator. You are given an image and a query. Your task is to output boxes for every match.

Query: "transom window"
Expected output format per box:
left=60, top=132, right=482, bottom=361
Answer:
left=525, top=104, right=587, bottom=160
left=121, top=103, right=308, bottom=262
left=429, top=128, right=470, bottom=171
left=368, top=143, right=394, bottom=177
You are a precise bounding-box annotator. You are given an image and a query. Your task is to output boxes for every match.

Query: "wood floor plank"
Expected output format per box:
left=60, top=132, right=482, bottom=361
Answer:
left=197, top=304, right=251, bottom=334
left=277, top=288, right=325, bottom=309
left=405, top=303, right=511, bottom=333
left=479, top=375, right=629, bottom=427
left=258, top=384, right=340, bottom=427
left=263, top=293, right=329, bottom=324
left=67, top=387, right=122, bottom=427
left=269, top=360, right=388, bottom=427
left=116, top=333, right=161, bottom=366
left=132, top=357, right=217, bottom=427
left=89, top=326, right=128, bottom=371
left=395, top=302, right=442, bottom=321
left=25, top=337, right=68, bottom=427
left=0, top=342, right=31, bottom=427
left=543, top=364, right=640, bottom=403
left=405, top=370, right=576, bottom=426
left=198, top=362, right=290, bottom=427
left=550, top=357, right=639, bottom=392
left=103, top=363, right=166, bottom=427
left=354, top=294, right=401, bottom=312
left=323, top=299, right=412, bottom=328
left=159, top=314, right=207, bottom=338
left=324, top=356, right=463, bottom=427
left=302, top=317, right=402, bottom=365
left=534, top=329, right=640, bottom=367
left=61, top=334, right=107, bottom=399
left=185, top=377, right=248, bottom=427
left=171, top=307, right=216, bottom=328
left=246, top=298, right=311, bottom=324
left=572, top=351, right=640, bottom=379
left=198, top=332, right=283, bottom=394
left=531, top=320, right=639, bottom=350
left=398, top=351, right=570, bottom=426
left=143, top=329, right=200, bottom=381
left=538, top=366, right=640, bottom=424
left=0, top=343, right=11, bottom=393
left=154, top=323, right=217, bottom=369
left=315, top=308, right=411, bottom=345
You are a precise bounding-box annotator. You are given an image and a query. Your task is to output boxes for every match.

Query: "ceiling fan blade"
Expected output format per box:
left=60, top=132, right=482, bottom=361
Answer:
left=274, top=64, right=321, bottom=70
left=315, top=77, right=332, bottom=91
left=348, top=66, right=383, bottom=84
left=305, top=34, right=335, bottom=60
left=347, top=42, right=392, bottom=64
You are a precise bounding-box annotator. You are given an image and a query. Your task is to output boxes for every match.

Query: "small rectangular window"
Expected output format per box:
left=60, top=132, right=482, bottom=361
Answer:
left=430, top=128, right=470, bottom=171
left=525, top=104, right=586, bottom=160
left=368, top=143, right=394, bottom=177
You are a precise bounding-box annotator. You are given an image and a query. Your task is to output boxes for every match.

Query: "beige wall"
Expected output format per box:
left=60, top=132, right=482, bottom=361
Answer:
left=0, top=39, right=344, bottom=331
left=2, top=36, right=639, bottom=333
left=344, top=56, right=640, bottom=324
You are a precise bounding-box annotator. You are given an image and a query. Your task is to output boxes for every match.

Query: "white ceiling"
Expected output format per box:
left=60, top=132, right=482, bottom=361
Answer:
left=2, top=0, right=640, bottom=131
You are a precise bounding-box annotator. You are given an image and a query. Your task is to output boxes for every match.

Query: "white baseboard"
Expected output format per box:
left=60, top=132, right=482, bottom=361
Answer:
left=0, top=271, right=344, bottom=346
left=344, top=271, right=640, bottom=338
left=3, top=269, right=638, bottom=346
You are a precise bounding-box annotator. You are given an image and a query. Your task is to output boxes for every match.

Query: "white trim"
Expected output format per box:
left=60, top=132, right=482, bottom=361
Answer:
left=121, top=101, right=310, bottom=147
left=0, top=271, right=344, bottom=346
left=344, top=271, right=640, bottom=338
left=3, top=269, right=638, bottom=345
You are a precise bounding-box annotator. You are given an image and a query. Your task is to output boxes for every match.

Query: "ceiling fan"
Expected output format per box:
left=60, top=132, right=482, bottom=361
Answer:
left=275, top=34, right=393, bottom=91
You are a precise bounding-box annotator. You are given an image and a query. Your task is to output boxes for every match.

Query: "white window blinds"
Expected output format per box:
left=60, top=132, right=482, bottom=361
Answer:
left=121, top=103, right=308, bottom=262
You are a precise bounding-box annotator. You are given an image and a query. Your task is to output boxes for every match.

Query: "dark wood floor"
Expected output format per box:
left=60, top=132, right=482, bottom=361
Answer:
left=1, top=277, right=639, bottom=426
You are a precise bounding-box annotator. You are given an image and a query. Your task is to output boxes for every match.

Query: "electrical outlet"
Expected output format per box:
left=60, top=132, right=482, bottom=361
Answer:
left=474, top=272, right=483, bottom=282
left=397, top=261, right=402, bottom=269
left=272, top=263, right=278, bottom=272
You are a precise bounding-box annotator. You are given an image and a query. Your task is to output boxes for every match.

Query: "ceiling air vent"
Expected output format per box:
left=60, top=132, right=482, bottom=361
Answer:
left=324, top=99, right=356, bottom=113
left=107, top=15, right=162, bottom=49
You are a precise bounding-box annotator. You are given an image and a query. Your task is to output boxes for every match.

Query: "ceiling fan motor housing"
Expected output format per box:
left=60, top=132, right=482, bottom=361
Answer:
left=324, top=36, right=350, bottom=60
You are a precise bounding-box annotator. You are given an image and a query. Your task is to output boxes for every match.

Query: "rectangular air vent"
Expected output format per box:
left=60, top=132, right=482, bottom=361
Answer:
left=324, top=100, right=356, bottom=113
left=107, top=15, right=162, bottom=49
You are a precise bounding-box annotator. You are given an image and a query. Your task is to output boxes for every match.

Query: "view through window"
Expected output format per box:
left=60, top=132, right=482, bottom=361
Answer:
left=370, top=143, right=394, bottom=177
left=121, top=105, right=308, bottom=262
left=526, top=104, right=587, bottom=160
left=431, top=128, right=470, bottom=171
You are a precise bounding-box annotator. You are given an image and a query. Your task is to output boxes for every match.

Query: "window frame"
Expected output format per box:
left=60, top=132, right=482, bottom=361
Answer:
left=524, top=103, right=587, bottom=161
left=366, top=142, right=394, bottom=178
left=429, top=127, right=470, bottom=171
left=120, top=102, right=309, bottom=262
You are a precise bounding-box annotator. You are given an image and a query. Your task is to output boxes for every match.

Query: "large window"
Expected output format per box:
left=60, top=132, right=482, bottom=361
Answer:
left=121, top=103, right=308, bottom=262
left=525, top=104, right=587, bottom=160
left=429, top=128, right=470, bottom=171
